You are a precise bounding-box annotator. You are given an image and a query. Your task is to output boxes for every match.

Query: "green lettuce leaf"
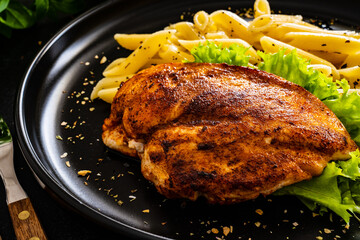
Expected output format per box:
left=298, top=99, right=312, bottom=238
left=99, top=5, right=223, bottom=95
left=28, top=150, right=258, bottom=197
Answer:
left=323, top=82, right=360, bottom=145
left=257, top=49, right=340, bottom=101
left=189, top=41, right=250, bottom=67
left=274, top=150, right=360, bottom=224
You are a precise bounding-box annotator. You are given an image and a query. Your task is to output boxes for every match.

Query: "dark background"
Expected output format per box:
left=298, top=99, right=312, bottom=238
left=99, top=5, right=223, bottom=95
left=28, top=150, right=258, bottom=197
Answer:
left=0, top=0, right=134, bottom=239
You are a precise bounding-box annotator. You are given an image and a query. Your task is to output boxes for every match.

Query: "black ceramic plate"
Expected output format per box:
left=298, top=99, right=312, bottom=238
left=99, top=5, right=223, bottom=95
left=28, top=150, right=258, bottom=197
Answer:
left=16, top=0, right=360, bottom=239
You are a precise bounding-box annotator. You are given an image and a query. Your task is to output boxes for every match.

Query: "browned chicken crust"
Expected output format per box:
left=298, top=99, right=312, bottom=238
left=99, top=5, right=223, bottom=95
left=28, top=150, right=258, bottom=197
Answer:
left=103, top=62, right=357, bottom=204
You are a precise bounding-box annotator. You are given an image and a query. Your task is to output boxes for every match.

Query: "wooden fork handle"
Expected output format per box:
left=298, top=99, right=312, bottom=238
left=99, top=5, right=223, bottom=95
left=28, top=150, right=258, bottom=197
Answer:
left=8, top=198, right=47, bottom=240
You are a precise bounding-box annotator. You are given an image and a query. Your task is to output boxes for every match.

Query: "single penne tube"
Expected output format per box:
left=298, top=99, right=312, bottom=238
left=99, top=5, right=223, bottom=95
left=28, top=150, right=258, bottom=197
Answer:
left=193, top=11, right=210, bottom=32
left=248, top=14, right=273, bottom=32
left=260, top=36, right=340, bottom=78
left=338, top=66, right=360, bottom=89
left=250, top=19, right=321, bottom=39
left=170, top=22, right=202, bottom=40
left=158, top=44, right=194, bottom=62
left=178, top=39, right=261, bottom=64
left=103, top=29, right=175, bottom=77
left=264, top=23, right=317, bottom=39
left=307, top=64, right=332, bottom=77
left=340, top=52, right=360, bottom=68
left=114, top=34, right=151, bottom=50
left=284, top=32, right=360, bottom=55
left=276, top=23, right=358, bottom=39
left=97, top=87, right=119, bottom=103
left=103, top=57, right=126, bottom=73
left=205, top=31, right=229, bottom=39
left=253, top=0, right=271, bottom=18
left=270, top=14, right=303, bottom=23
left=307, top=50, right=348, bottom=69
left=90, top=75, right=134, bottom=100
left=209, top=10, right=255, bottom=44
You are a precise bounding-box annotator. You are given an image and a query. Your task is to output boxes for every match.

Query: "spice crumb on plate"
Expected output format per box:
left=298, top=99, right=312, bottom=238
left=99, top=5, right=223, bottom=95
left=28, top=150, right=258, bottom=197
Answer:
left=77, top=170, right=92, bottom=176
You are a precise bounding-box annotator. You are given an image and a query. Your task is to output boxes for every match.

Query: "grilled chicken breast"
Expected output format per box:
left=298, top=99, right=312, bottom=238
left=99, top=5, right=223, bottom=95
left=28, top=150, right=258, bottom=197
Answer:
left=103, top=63, right=357, bottom=204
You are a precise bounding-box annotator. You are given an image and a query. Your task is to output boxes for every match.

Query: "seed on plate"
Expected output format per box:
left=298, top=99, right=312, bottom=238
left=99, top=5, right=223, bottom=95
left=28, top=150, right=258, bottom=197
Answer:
left=211, top=228, right=219, bottom=234
left=60, top=152, right=68, bottom=158
left=65, top=161, right=70, bottom=167
left=142, top=209, right=150, bottom=213
left=223, top=226, right=230, bottom=236
left=100, top=56, right=107, bottom=64
left=255, top=209, right=263, bottom=215
left=78, top=170, right=92, bottom=176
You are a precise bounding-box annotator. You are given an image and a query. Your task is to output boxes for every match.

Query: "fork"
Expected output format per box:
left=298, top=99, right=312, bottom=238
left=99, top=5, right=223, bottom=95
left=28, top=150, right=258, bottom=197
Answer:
left=0, top=117, right=47, bottom=240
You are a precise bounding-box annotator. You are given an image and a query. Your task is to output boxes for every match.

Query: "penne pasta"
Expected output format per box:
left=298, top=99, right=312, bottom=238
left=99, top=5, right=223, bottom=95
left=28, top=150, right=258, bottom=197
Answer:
left=193, top=11, right=210, bottom=32
left=253, top=0, right=271, bottom=18
left=276, top=23, right=358, bottom=39
left=338, top=66, right=360, bottom=89
left=97, top=88, right=119, bottom=104
left=307, top=50, right=348, bottom=69
left=168, top=22, right=202, bottom=40
left=114, top=33, right=151, bottom=50
left=103, top=57, right=127, bottom=73
left=270, top=14, right=303, bottom=24
left=158, top=44, right=194, bottom=62
left=341, top=52, right=360, bottom=68
left=284, top=32, right=360, bottom=55
left=103, top=29, right=175, bottom=77
left=248, top=14, right=273, bottom=32
left=91, top=75, right=134, bottom=100
left=209, top=10, right=260, bottom=47
left=205, top=31, right=229, bottom=39
left=307, top=64, right=333, bottom=77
